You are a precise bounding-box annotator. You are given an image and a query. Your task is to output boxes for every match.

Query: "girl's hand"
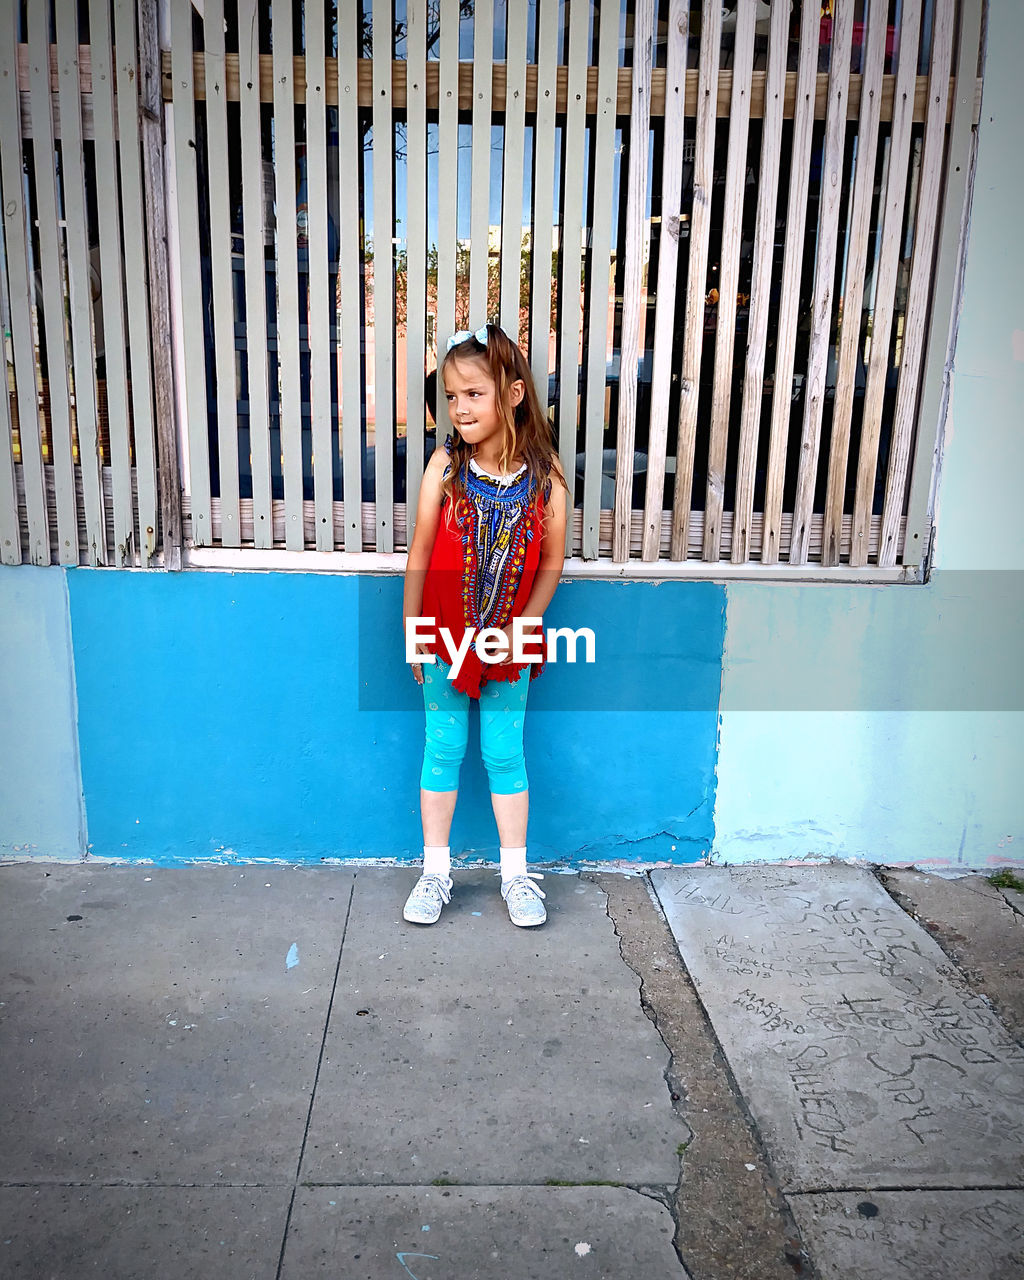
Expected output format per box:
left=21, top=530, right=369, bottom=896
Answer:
left=497, top=620, right=542, bottom=665
left=411, top=642, right=431, bottom=685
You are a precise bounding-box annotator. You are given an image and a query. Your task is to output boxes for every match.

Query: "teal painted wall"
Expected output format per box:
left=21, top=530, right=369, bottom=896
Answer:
left=64, top=569, right=722, bottom=864
left=713, top=575, right=1023, bottom=866
left=712, top=2, right=1024, bottom=868
left=0, top=566, right=84, bottom=858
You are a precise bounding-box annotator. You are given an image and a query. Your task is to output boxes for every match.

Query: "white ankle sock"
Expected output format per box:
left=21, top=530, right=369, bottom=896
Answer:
left=500, top=845, right=527, bottom=884
left=423, top=845, right=451, bottom=878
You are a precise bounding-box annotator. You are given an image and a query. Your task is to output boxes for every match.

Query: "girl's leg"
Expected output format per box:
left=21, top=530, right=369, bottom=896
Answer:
left=479, top=669, right=545, bottom=926
left=405, top=660, right=469, bottom=924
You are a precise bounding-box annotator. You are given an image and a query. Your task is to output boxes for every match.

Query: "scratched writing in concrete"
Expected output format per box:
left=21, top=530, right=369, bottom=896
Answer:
left=786, top=1043, right=856, bottom=1155
left=733, top=988, right=808, bottom=1036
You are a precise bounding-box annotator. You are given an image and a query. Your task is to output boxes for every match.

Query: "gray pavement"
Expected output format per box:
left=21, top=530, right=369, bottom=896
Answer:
left=0, top=859, right=1022, bottom=1279
left=650, top=864, right=1024, bottom=1279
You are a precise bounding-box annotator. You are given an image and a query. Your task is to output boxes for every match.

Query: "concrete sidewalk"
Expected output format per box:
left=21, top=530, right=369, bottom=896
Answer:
left=0, top=861, right=1022, bottom=1279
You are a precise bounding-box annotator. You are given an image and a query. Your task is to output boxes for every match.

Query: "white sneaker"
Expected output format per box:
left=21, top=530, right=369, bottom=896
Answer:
left=403, top=873, right=453, bottom=924
left=501, top=873, right=547, bottom=927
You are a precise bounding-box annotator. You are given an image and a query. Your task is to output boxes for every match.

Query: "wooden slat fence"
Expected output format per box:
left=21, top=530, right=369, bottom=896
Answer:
left=0, top=1, right=985, bottom=571
left=2, top=0, right=174, bottom=567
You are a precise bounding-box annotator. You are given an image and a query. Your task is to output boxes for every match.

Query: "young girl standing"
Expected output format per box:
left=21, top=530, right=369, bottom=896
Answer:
left=402, top=324, right=568, bottom=927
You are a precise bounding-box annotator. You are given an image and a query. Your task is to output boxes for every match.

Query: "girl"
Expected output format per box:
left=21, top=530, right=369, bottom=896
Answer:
left=402, top=323, right=568, bottom=928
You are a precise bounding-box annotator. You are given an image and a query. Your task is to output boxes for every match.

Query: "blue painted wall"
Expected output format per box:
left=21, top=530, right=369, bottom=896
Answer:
left=0, top=566, right=84, bottom=858
left=64, top=569, right=722, bottom=864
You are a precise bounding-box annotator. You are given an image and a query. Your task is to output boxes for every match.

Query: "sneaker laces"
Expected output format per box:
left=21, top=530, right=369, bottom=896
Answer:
left=499, top=871, right=546, bottom=902
left=413, top=873, right=452, bottom=905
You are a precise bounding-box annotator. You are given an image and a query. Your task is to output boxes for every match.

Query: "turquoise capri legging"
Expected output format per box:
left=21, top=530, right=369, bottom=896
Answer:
left=420, top=657, right=531, bottom=795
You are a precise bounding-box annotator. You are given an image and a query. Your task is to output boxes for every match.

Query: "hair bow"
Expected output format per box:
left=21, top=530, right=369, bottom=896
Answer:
left=446, top=325, right=489, bottom=351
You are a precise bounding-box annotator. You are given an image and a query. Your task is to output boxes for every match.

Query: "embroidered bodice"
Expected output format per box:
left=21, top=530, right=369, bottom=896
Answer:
left=443, top=439, right=537, bottom=628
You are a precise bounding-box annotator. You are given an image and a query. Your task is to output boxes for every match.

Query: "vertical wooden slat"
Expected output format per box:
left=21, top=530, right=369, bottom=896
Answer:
left=849, top=0, right=922, bottom=566
left=0, top=193, right=19, bottom=564
left=612, top=0, right=653, bottom=563
left=702, top=0, right=755, bottom=561
left=499, top=0, right=527, bottom=341
left=1, top=0, right=49, bottom=566
left=303, top=0, right=332, bottom=551
left=436, top=0, right=459, bottom=352
left=468, top=0, right=493, bottom=324
left=580, top=0, right=622, bottom=559
left=760, top=0, right=818, bottom=564
left=138, top=0, right=182, bottom=569
left=820, top=0, right=888, bottom=566
left=558, top=0, right=588, bottom=544
left=27, top=0, right=77, bottom=563
left=337, top=0, right=363, bottom=550
left=306, top=0, right=333, bottom=552
left=114, top=0, right=159, bottom=564
left=879, top=0, right=955, bottom=567
left=899, top=0, right=980, bottom=569
left=670, top=0, right=720, bottom=561
left=54, top=0, right=104, bottom=565
left=731, top=0, right=787, bottom=563
left=272, top=0, right=304, bottom=550
left=238, top=0, right=272, bottom=548
left=92, top=0, right=137, bottom=562
left=405, top=0, right=428, bottom=535
left=204, top=0, right=241, bottom=548
left=372, top=0, right=395, bottom=552
left=641, top=0, right=686, bottom=562
left=529, top=0, right=557, bottom=415
left=788, top=0, right=853, bottom=565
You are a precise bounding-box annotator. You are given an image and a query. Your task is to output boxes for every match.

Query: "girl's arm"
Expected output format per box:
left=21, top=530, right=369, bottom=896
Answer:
left=403, top=446, right=448, bottom=681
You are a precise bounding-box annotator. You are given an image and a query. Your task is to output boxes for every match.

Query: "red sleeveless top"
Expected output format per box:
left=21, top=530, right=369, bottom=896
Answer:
left=421, top=452, right=550, bottom=699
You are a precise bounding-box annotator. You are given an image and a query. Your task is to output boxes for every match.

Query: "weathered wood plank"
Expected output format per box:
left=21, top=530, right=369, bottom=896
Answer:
left=92, top=0, right=137, bottom=562
left=54, top=0, right=104, bottom=565
left=612, top=0, right=654, bottom=563
left=702, top=0, right=756, bottom=562
left=849, top=0, right=923, bottom=566
left=403, top=0, right=428, bottom=541
left=580, top=0, right=620, bottom=558
left=337, top=0, right=364, bottom=550
left=305, top=0, right=334, bottom=551
left=468, top=0, right=493, bottom=325
left=138, top=0, right=182, bottom=569
left=28, top=0, right=77, bottom=563
left=642, top=0, right=687, bottom=561
left=558, top=0, right=589, bottom=548
left=273, top=0, right=305, bottom=550
left=0, top=144, right=20, bottom=562
left=435, top=0, right=459, bottom=353
left=113, top=0, right=158, bottom=564
left=730, top=0, right=787, bottom=564
left=670, top=0, right=720, bottom=561
left=760, top=0, right=818, bottom=565
left=880, top=0, right=957, bottom=568
left=788, top=0, right=853, bottom=565
left=372, top=0, right=395, bottom=552
left=529, top=0, right=558, bottom=431
left=499, top=0, right=527, bottom=342
left=821, top=0, right=888, bottom=566
left=155, top=50, right=977, bottom=127
left=237, top=0, right=273, bottom=548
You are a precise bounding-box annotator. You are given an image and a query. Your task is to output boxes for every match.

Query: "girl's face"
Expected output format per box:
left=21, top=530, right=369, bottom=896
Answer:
left=443, top=355, right=523, bottom=454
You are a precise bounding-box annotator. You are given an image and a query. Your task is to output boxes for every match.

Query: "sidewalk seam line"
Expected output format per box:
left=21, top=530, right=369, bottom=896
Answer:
left=274, top=872, right=356, bottom=1280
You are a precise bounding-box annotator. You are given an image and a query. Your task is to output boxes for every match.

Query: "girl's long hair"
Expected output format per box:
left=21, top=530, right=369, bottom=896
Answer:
left=439, top=324, right=567, bottom=509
